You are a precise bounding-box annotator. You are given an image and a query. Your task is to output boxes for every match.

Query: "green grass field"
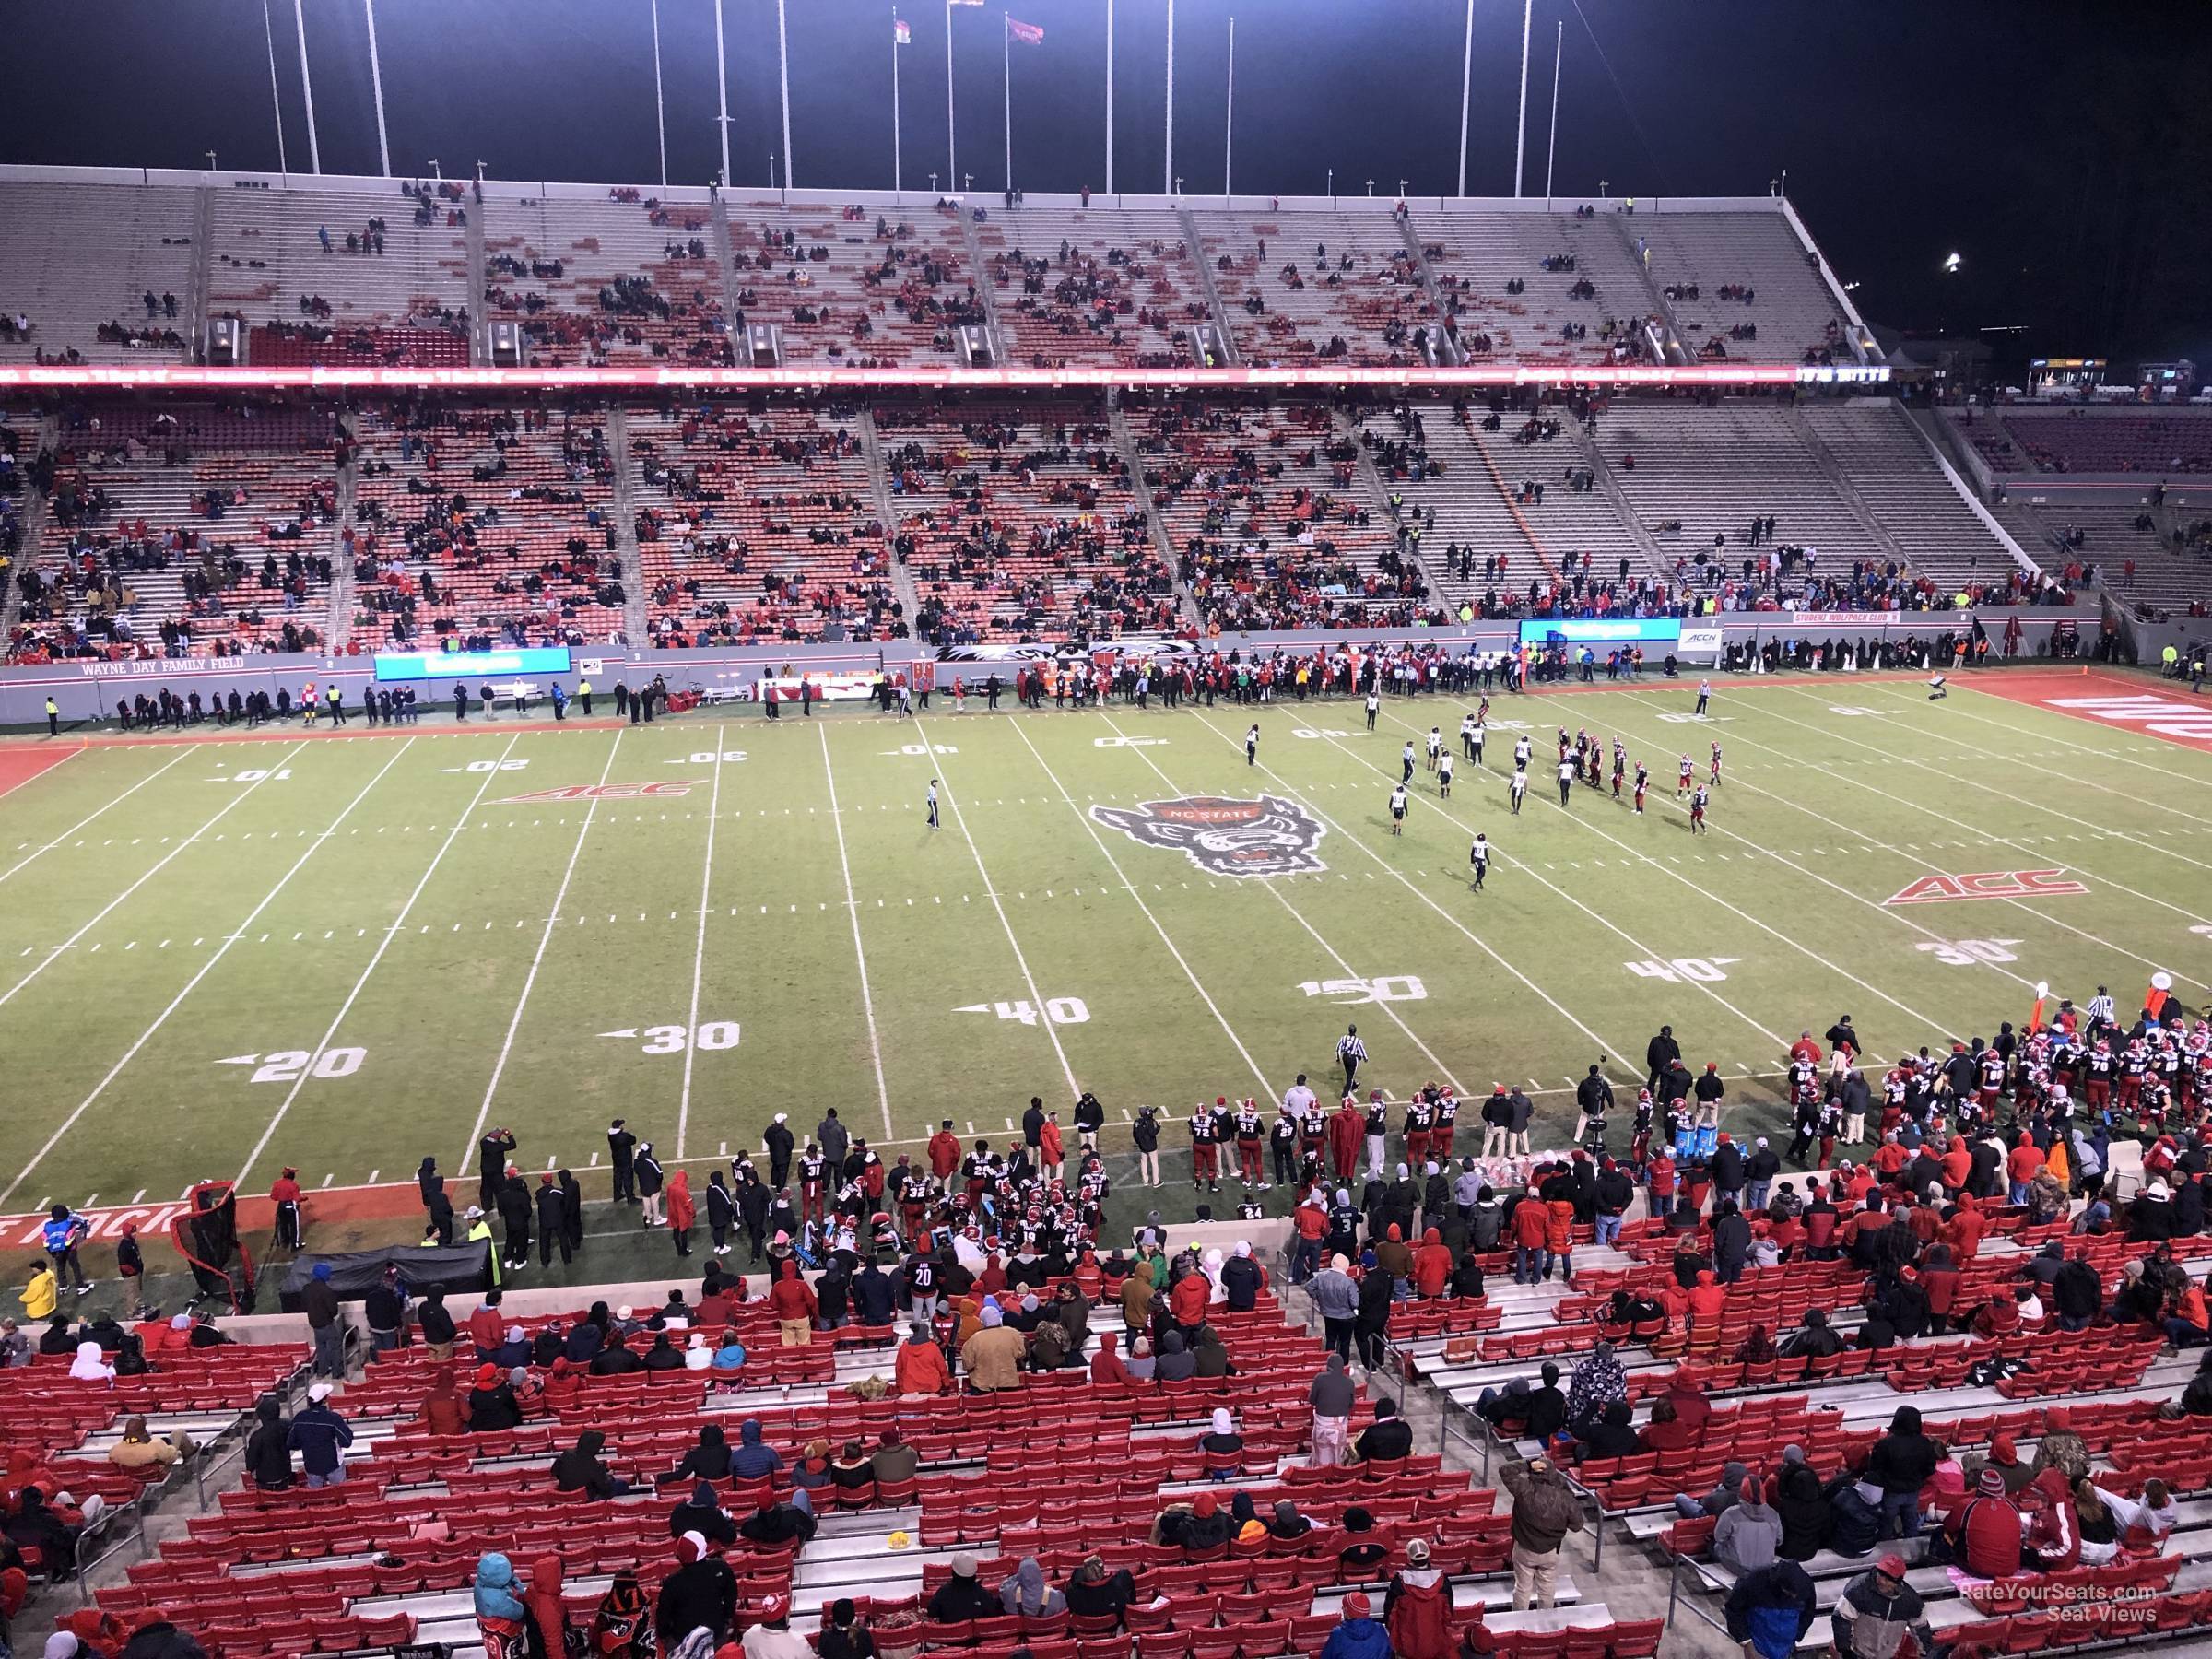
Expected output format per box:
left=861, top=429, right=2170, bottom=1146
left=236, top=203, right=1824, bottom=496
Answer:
left=1, top=667, right=2208, bottom=1225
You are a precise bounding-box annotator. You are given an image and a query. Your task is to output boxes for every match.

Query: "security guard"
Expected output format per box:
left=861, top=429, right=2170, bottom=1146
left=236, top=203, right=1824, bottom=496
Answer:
left=44, top=697, right=59, bottom=736
left=578, top=676, right=594, bottom=716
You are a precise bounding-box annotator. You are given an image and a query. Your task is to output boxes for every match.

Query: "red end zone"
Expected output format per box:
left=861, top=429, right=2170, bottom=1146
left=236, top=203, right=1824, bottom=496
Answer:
left=0, top=745, right=81, bottom=799
left=1977, top=670, right=2212, bottom=753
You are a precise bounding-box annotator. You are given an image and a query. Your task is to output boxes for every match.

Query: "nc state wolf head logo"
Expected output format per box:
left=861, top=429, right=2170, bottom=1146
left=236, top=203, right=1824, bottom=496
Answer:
left=1091, top=794, right=1327, bottom=878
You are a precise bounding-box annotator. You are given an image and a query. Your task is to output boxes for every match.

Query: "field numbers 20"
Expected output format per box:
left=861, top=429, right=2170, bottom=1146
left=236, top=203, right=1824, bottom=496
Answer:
left=1915, top=938, right=2022, bottom=966
left=214, top=1048, right=366, bottom=1082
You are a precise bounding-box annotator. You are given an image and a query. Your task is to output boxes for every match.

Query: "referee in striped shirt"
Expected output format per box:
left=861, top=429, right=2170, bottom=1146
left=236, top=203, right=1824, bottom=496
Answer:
left=1337, top=1025, right=1368, bottom=1092
left=2087, top=986, right=2115, bottom=1030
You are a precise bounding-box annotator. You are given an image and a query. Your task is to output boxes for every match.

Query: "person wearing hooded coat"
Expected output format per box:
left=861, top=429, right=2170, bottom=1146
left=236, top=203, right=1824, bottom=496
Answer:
left=474, top=1552, right=530, bottom=1659
left=1773, top=1459, right=1832, bottom=1561
left=1151, top=1329, right=1196, bottom=1382
left=242, top=1395, right=292, bottom=1490
left=417, top=1288, right=457, bottom=1359
left=671, top=1480, right=738, bottom=1547
left=496, top=1174, right=533, bottom=1270
left=729, top=1418, right=784, bottom=1481
left=1354, top=1262, right=1394, bottom=1369
left=468, top=1365, right=521, bottom=1433
left=656, top=1533, right=738, bottom=1648
left=660, top=1424, right=733, bottom=1487
left=524, top=1556, right=569, bottom=1659
left=550, top=1430, right=629, bottom=1499
left=1220, top=1243, right=1265, bottom=1312
left=418, top=1365, right=466, bottom=1437
left=999, top=1556, right=1065, bottom=1618
left=1864, top=1406, right=1937, bottom=1537
left=895, top=1322, right=952, bottom=1396
left=1383, top=1536, right=1453, bottom=1659
left=418, top=1159, right=455, bottom=1246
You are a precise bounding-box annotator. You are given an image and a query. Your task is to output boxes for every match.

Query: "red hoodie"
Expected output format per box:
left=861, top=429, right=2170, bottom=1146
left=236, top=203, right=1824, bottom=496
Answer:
left=768, top=1260, right=818, bottom=1321
left=1412, top=1230, right=1453, bottom=1299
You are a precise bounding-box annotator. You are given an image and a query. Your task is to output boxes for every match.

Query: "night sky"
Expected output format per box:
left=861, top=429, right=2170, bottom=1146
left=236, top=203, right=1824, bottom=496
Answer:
left=2, top=0, right=2206, bottom=370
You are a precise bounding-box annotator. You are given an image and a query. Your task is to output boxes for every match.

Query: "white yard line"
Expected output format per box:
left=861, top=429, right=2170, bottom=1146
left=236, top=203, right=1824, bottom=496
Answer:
left=231, top=733, right=523, bottom=1185
left=0, top=748, right=192, bottom=886
left=1887, top=683, right=2212, bottom=794
left=1106, top=711, right=1467, bottom=1093
left=0, top=742, right=310, bottom=1012
left=1368, top=701, right=1956, bottom=1041
left=1288, top=712, right=1787, bottom=1052
left=460, top=727, right=626, bottom=1174
left=1006, top=715, right=1275, bottom=1100
left=921, top=721, right=1081, bottom=1099
left=0, top=747, right=78, bottom=801
left=1, top=739, right=413, bottom=1208
left=675, top=726, right=727, bottom=1159
left=1594, top=690, right=2203, bottom=997
left=1763, top=687, right=2212, bottom=927
left=818, top=724, right=893, bottom=1140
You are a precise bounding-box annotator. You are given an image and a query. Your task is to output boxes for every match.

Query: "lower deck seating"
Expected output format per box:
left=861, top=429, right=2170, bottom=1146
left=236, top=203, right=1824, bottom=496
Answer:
left=1126, top=398, right=1432, bottom=629
left=879, top=404, right=1179, bottom=643
left=350, top=404, right=627, bottom=648
left=629, top=402, right=903, bottom=645
left=9, top=405, right=340, bottom=661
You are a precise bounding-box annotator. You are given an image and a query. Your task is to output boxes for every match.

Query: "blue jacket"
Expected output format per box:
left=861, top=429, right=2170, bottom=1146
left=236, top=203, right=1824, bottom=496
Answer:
left=473, top=1552, right=527, bottom=1622
left=1319, top=1616, right=1392, bottom=1659
left=285, top=1402, right=355, bottom=1476
left=729, top=1417, right=782, bottom=1480
left=42, top=1216, right=78, bottom=1253
left=1725, top=1560, right=1817, bottom=1659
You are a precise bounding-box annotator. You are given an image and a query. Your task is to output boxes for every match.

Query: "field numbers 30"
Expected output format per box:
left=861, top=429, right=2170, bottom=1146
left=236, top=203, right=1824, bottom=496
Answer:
left=603, top=1022, right=741, bottom=1053
left=1915, top=938, right=2022, bottom=966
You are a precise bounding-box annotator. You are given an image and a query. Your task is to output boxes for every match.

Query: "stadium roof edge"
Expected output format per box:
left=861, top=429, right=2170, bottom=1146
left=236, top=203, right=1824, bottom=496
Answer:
left=0, top=160, right=1788, bottom=218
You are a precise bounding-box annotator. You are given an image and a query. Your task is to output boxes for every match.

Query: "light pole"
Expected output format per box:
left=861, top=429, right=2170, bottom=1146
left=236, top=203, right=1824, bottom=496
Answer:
left=429, top=159, right=441, bottom=181
left=1364, top=178, right=1374, bottom=197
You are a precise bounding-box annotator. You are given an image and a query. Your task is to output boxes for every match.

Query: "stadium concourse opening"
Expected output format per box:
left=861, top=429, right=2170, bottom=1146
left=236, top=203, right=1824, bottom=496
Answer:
left=4, top=175, right=2212, bottom=1659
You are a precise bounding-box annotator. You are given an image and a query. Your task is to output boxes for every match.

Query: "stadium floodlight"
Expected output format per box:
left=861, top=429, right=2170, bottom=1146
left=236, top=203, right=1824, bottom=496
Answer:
left=1943, top=252, right=1963, bottom=274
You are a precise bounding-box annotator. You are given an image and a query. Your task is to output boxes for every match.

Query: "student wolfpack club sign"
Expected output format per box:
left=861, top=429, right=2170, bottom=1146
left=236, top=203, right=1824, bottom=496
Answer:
left=1092, top=795, right=1329, bottom=878
left=1884, top=869, right=2088, bottom=906
left=493, top=782, right=694, bottom=805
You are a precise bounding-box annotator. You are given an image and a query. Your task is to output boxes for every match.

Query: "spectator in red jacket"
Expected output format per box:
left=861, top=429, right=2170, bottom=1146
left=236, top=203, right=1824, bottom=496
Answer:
left=768, top=1260, right=818, bottom=1347
left=1412, top=1229, right=1453, bottom=1299
left=1687, top=1270, right=1727, bottom=1330
left=1943, top=1467, right=2022, bottom=1579
left=1511, top=1193, right=1551, bottom=1286
left=1919, top=1245, right=1962, bottom=1332
left=2007, top=1134, right=2045, bottom=1206
left=1641, top=1397, right=1700, bottom=1453
left=1169, top=1266, right=1210, bottom=1332
left=1947, top=1196, right=1988, bottom=1261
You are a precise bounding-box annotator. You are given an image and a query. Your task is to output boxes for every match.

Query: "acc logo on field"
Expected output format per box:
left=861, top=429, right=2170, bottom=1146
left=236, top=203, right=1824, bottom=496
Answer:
left=1884, top=869, right=2087, bottom=906
left=1091, top=794, right=1327, bottom=878
left=494, top=782, right=695, bottom=805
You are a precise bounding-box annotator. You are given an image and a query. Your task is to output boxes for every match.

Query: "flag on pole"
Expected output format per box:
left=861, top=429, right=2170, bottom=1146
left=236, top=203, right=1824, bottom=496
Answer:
left=894, top=16, right=912, bottom=42
left=1006, top=16, right=1043, bottom=42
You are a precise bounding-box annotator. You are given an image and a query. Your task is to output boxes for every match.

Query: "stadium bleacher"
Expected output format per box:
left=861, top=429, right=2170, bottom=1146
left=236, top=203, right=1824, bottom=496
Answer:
left=0, top=182, right=199, bottom=363
left=629, top=400, right=904, bottom=645
left=206, top=184, right=471, bottom=369
left=349, top=402, right=629, bottom=649
left=1197, top=211, right=1438, bottom=366
left=976, top=205, right=1210, bottom=370
left=1628, top=211, right=1858, bottom=367
left=880, top=402, right=1182, bottom=643
left=7, top=403, right=340, bottom=663
left=730, top=199, right=981, bottom=366
left=1416, top=210, right=1661, bottom=367
left=483, top=193, right=731, bottom=367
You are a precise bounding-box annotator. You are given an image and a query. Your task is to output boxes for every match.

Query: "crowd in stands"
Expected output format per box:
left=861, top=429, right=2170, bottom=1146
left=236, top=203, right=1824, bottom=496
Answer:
left=632, top=403, right=904, bottom=646
left=883, top=406, right=1180, bottom=644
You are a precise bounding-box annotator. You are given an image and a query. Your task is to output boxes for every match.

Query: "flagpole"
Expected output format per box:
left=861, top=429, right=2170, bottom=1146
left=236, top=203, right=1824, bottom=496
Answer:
left=1545, top=19, right=1563, bottom=206
left=892, top=9, right=903, bottom=195
left=291, top=0, right=321, bottom=174
left=1455, top=0, right=1474, bottom=198
left=1222, top=17, right=1233, bottom=203
left=1101, top=0, right=1114, bottom=201
left=362, top=0, right=391, bottom=178
left=1163, top=0, right=1175, bottom=194
left=1513, top=0, right=1531, bottom=198
left=947, top=0, right=958, bottom=192
left=713, top=0, right=731, bottom=188
left=651, top=0, right=668, bottom=188
left=260, top=0, right=288, bottom=179
left=776, top=0, right=794, bottom=190
left=1003, top=12, right=1012, bottom=193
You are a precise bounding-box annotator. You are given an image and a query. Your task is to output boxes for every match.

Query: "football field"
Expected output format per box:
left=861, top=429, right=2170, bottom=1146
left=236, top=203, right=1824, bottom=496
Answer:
left=1, top=665, right=2208, bottom=1220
